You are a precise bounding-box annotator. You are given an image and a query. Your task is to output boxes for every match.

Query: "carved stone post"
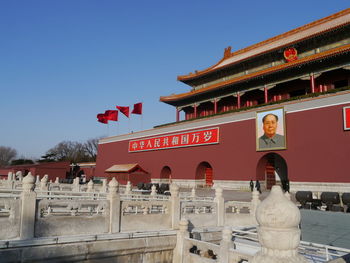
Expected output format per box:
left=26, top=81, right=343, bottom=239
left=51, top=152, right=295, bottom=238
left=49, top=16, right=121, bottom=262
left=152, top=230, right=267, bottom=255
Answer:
left=40, top=175, right=48, bottom=191
left=101, top=178, right=107, bottom=192
left=172, top=218, right=189, bottom=263
left=16, top=171, right=23, bottom=182
left=108, top=178, right=120, bottom=233
left=214, top=187, right=224, bottom=226
left=219, top=226, right=232, bottom=263
left=35, top=175, right=40, bottom=185
left=125, top=181, right=132, bottom=195
left=150, top=184, right=157, bottom=196
left=250, top=188, right=260, bottom=225
left=170, top=183, right=180, bottom=229
left=72, top=177, right=80, bottom=192
left=87, top=180, right=94, bottom=192
left=20, top=172, right=37, bottom=239
left=191, top=187, right=196, bottom=198
left=7, top=172, right=14, bottom=189
left=251, top=185, right=307, bottom=263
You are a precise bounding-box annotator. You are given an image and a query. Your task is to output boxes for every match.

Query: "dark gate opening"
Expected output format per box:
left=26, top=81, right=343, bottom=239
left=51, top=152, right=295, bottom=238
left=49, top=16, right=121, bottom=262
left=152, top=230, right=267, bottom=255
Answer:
left=256, top=153, right=288, bottom=191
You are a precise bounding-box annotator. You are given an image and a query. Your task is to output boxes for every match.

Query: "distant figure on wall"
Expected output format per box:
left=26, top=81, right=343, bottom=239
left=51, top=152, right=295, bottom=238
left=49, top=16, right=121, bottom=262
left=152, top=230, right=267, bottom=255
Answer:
left=250, top=180, right=254, bottom=192
left=255, top=180, right=261, bottom=194
left=258, top=113, right=285, bottom=150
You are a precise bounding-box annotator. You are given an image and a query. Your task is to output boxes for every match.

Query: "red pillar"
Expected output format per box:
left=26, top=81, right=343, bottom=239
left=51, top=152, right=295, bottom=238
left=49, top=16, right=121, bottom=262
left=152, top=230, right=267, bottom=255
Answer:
left=194, top=104, right=197, bottom=119
left=214, top=99, right=217, bottom=114
left=264, top=85, right=268, bottom=103
left=237, top=93, right=241, bottom=109
left=176, top=108, right=180, bottom=122
left=310, top=74, right=315, bottom=93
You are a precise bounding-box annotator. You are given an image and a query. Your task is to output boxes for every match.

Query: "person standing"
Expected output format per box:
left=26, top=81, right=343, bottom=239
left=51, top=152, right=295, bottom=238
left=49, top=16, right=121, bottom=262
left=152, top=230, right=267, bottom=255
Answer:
left=249, top=180, right=254, bottom=192
left=255, top=180, right=261, bottom=194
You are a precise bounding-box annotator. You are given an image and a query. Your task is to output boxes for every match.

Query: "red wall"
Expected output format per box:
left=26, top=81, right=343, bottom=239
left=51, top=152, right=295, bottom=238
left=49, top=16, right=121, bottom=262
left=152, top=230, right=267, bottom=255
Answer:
left=0, top=162, right=70, bottom=181
left=95, top=102, right=350, bottom=183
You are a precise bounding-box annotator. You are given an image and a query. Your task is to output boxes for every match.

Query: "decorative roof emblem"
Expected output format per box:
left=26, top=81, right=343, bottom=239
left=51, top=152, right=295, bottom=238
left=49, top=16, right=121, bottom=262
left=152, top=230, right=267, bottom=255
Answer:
left=283, top=47, right=298, bottom=62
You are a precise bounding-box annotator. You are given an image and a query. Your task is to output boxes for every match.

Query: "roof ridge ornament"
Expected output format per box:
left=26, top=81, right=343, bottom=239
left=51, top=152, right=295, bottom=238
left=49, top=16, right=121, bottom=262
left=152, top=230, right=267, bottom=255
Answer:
left=223, top=46, right=233, bottom=59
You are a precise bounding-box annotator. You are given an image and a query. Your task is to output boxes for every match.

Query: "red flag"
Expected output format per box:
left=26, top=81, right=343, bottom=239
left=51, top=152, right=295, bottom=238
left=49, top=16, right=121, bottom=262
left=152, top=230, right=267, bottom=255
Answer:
left=97, top=113, right=108, bottom=124
left=105, top=110, right=118, bottom=121
left=131, top=102, right=142, bottom=115
left=116, top=106, right=130, bottom=118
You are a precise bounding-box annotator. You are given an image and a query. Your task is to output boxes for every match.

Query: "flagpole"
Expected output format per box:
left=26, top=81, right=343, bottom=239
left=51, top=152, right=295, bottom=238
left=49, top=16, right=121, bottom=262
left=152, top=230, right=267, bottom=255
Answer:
left=141, top=113, right=143, bottom=131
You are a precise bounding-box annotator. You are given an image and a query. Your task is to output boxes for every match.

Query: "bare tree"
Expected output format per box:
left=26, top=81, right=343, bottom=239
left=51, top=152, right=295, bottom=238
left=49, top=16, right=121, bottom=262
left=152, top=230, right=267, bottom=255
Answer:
left=83, top=138, right=99, bottom=161
left=0, top=146, right=17, bottom=167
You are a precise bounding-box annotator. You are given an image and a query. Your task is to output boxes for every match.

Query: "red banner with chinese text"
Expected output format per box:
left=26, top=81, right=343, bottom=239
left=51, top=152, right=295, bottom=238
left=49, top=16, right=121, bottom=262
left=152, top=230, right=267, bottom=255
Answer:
left=129, top=127, right=219, bottom=152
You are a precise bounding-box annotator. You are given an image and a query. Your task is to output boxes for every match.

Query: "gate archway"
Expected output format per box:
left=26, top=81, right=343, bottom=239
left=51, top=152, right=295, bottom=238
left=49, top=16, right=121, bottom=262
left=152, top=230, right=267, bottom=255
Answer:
left=196, top=162, right=213, bottom=187
left=256, top=153, right=288, bottom=190
left=160, top=166, right=172, bottom=183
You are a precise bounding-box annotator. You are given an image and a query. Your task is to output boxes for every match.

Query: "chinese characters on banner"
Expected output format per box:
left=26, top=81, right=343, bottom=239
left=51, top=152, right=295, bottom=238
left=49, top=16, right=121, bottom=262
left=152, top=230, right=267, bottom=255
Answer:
left=344, top=106, right=350, bottom=130
left=129, top=127, right=219, bottom=152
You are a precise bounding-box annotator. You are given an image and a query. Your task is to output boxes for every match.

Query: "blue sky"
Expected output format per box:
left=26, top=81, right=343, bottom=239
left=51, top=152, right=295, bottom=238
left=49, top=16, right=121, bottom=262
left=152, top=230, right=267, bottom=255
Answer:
left=0, top=1, right=348, bottom=159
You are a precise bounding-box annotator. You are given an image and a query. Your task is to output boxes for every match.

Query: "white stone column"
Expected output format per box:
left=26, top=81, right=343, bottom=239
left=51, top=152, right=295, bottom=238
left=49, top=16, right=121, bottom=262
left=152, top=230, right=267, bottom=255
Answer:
left=150, top=185, right=157, bottom=196
left=172, top=218, right=189, bottom=263
left=191, top=187, right=196, bottom=198
left=108, top=178, right=120, bottom=233
left=214, top=187, right=224, bottom=226
left=7, top=172, right=14, bottom=189
left=35, top=175, right=40, bottom=185
left=72, top=177, right=80, bottom=192
left=170, top=183, right=180, bottom=229
left=219, top=226, right=232, bottom=263
left=87, top=180, right=94, bottom=192
left=101, top=178, right=107, bottom=192
left=16, top=171, right=23, bottom=182
left=40, top=175, right=48, bottom=191
left=125, top=181, right=132, bottom=195
left=250, top=188, right=260, bottom=225
left=251, top=185, right=307, bottom=263
left=20, top=172, right=37, bottom=239
left=7, top=171, right=13, bottom=181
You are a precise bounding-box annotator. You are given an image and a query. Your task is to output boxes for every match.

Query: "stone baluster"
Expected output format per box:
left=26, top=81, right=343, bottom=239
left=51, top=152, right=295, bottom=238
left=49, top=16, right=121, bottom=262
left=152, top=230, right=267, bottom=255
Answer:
left=7, top=172, right=14, bottom=189
left=108, top=178, right=120, bottom=233
left=40, top=175, right=49, bottom=191
left=150, top=185, right=157, bottom=196
left=7, top=171, right=13, bottom=181
left=172, top=218, right=189, bottom=263
left=16, top=171, right=23, bottom=182
left=72, top=177, right=80, bottom=192
left=214, top=187, right=224, bottom=226
left=250, top=188, right=260, bottom=225
left=87, top=180, right=94, bottom=192
left=251, top=185, right=307, bottom=263
left=170, top=183, right=180, bottom=229
left=125, top=181, right=132, bottom=195
left=20, top=172, right=37, bottom=239
left=191, top=187, right=196, bottom=198
left=35, top=175, right=40, bottom=185
left=101, top=178, right=107, bottom=192
left=219, top=226, right=232, bottom=263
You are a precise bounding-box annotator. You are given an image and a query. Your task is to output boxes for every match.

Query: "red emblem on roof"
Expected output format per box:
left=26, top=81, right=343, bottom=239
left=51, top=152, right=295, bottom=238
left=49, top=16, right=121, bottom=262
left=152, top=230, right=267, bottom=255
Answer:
left=283, top=47, right=298, bottom=62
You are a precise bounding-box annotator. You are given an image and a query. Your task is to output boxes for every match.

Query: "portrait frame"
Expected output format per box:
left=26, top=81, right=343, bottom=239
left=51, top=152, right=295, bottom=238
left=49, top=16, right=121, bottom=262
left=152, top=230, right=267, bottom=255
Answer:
left=256, top=107, right=287, bottom=151
left=343, top=106, right=350, bottom=131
